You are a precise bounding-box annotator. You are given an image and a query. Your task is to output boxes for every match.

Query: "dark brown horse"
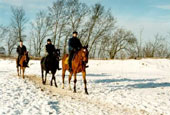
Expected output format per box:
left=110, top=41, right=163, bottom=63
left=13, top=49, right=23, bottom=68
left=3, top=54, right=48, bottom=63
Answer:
left=41, top=49, right=60, bottom=87
left=16, top=52, right=28, bottom=78
left=62, top=45, right=89, bottom=94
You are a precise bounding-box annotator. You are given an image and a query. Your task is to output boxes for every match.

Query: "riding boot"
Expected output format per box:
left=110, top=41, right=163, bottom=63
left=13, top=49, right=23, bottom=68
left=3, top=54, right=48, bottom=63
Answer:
left=69, top=51, right=74, bottom=72
left=25, top=64, right=29, bottom=68
left=57, top=65, right=61, bottom=70
left=82, top=61, right=89, bottom=68
left=69, top=60, right=72, bottom=72
left=17, top=55, right=21, bottom=67
left=56, top=60, right=61, bottom=70
left=68, top=59, right=72, bottom=72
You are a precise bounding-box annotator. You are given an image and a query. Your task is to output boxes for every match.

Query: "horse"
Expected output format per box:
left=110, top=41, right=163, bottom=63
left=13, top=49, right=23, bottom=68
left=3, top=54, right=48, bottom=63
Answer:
left=16, top=52, right=28, bottom=78
left=62, top=45, right=89, bottom=94
left=40, top=49, right=60, bottom=87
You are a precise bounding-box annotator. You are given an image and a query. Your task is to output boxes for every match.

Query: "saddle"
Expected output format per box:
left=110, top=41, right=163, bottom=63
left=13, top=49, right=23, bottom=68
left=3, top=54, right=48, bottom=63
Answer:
left=65, top=52, right=78, bottom=65
left=64, top=57, right=69, bottom=64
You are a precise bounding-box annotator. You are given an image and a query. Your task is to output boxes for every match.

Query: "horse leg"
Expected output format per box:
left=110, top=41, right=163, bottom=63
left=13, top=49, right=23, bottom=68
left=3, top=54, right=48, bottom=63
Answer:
left=62, top=69, right=66, bottom=89
left=53, top=73, right=57, bottom=87
left=44, top=71, right=47, bottom=85
left=41, top=69, right=44, bottom=84
left=22, top=67, right=25, bottom=79
left=20, top=67, right=21, bottom=76
left=50, top=74, right=53, bottom=86
left=68, top=72, right=73, bottom=90
left=82, top=71, right=88, bottom=95
left=17, top=67, right=19, bottom=76
left=73, top=73, right=77, bottom=93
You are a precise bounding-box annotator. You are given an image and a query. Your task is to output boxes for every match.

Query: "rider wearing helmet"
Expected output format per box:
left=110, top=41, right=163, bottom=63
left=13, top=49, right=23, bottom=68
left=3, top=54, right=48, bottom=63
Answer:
left=68, top=31, right=82, bottom=72
left=45, top=39, right=61, bottom=70
left=16, top=40, right=29, bottom=67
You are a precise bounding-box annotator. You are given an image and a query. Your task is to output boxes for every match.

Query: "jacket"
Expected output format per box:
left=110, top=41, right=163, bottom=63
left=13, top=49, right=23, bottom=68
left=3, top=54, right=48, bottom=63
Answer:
left=68, top=37, right=82, bottom=52
left=16, top=45, right=27, bottom=56
left=46, top=44, right=55, bottom=55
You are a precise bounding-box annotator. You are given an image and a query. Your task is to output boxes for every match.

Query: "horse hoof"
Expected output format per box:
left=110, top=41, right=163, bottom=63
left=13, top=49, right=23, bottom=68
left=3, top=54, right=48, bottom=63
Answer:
left=62, top=84, right=64, bottom=89
left=85, top=92, right=89, bottom=95
left=55, top=85, right=58, bottom=88
left=68, top=87, right=72, bottom=90
left=73, top=90, right=76, bottom=93
left=43, top=81, right=45, bottom=85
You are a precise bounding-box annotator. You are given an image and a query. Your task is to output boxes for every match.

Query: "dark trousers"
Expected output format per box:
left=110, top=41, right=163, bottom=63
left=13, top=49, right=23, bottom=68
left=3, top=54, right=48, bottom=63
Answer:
left=69, top=50, right=75, bottom=69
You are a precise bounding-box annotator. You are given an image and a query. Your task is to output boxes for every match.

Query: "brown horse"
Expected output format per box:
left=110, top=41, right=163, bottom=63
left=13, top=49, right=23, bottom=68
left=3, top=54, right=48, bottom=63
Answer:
left=16, top=52, right=28, bottom=78
left=40, top=49, right=60, bottom=87
left=62, top=45, right=89, bottom=94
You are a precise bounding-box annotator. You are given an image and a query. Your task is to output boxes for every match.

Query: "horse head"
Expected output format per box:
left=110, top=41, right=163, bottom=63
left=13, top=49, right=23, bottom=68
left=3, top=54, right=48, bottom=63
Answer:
left=53, top=49, right=60, bottom=60
left=23, top=51, right=28, bottom=62
left=81, top=45, right=89, bottom=63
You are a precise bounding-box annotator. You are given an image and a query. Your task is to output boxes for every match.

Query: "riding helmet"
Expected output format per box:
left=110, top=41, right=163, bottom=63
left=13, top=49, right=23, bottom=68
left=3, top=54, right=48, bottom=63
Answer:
left=47, top=39, right=51, bottom=42
left=73, top=31, right=78, bottom=35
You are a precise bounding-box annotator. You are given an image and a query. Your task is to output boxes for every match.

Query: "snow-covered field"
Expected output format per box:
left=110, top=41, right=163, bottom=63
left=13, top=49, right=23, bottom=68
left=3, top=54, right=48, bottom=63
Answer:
left=0, top=58, right=170, bottom=115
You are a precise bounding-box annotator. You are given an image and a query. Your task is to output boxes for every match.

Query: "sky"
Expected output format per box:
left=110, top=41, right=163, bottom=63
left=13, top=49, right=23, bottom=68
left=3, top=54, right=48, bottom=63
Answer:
left=0, top=0, right=170, bottom=41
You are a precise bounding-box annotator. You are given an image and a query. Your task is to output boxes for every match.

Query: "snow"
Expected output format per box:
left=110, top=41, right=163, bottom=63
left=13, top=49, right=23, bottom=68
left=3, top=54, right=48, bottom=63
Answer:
left=0, top=58, right=170, bottom=114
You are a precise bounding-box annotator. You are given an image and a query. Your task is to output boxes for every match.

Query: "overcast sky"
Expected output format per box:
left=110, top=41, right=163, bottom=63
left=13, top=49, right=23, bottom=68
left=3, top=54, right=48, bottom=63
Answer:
left=0, top=0, right=170, bottom=41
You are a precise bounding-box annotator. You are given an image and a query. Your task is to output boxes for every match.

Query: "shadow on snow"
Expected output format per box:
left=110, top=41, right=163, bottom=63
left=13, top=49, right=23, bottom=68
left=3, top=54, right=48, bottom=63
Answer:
left=48, top=101, right=59, bottom=114
left=95, top=78, right=158, bottom=83
left=127, top=82, right=170, bottom=88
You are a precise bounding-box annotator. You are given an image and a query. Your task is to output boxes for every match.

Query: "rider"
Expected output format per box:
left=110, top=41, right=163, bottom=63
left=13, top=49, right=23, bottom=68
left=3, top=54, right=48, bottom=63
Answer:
left=16, top=40, right=29, bottom=67
left=45, top=39, right=61, bottom=70
left=68, top=31, right=82, bottom=72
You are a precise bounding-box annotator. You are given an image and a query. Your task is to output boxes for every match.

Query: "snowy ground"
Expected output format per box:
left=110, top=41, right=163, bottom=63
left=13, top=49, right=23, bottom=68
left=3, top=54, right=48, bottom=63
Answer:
left=0, top=58, right=170, bottom=115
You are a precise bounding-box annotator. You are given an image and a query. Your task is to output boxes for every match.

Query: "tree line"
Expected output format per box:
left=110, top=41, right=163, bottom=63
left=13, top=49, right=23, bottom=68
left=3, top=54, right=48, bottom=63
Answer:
left=0, top=0, right=170, bottom=59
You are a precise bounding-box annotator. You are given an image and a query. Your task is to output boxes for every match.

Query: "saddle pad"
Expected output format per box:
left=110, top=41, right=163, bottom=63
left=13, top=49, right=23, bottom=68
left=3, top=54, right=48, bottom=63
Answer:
left=64, top=57, right=69, bottom=64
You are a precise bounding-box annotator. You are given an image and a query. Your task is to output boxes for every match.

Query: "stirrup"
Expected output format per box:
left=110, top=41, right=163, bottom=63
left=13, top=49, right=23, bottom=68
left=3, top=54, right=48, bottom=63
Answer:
left=58, top=68, right=62, bottom=70
left=86, top=65, right=89, bottom=68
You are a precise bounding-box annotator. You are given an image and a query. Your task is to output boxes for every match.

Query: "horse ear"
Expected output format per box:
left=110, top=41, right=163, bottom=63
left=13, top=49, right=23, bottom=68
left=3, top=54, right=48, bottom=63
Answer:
left=85, top=45, right=88, bottom=48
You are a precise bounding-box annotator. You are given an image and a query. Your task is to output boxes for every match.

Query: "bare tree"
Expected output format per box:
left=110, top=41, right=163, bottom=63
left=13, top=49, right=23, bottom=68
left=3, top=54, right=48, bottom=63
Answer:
left=30, top=11, right=52, bottom=57
left=135, top=28, right=144, bottom=58
left=82, top=3, right=116, bottom=58
left=143, top=34, right=168, bottom=58
left=48, top=0, right=68, bottom=47
left=63, top=0, right=89, bottom=55
left=0, top=25, right=5, bottom=38
left=127, top=29, right=144, bottom=59
left=11, top=6, right=27, bottom=41
left=1, top=26, right=18, bottom=56
left=48, top=0, right=89, bottom=55
left=108, top=28, right=136, bottom=59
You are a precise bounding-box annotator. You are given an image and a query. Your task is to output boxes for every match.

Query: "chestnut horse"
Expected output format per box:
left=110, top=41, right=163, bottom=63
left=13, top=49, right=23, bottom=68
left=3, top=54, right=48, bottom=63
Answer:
left=62, top=45, right=89, bottom=94
left=16, top=52, right=28, bottom=78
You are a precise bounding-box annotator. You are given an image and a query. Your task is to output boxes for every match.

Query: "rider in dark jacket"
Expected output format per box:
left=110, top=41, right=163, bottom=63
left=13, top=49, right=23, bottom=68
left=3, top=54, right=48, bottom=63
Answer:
left=68, top=31, right=82, bottom=72
left=16, top=40, right=29, bottom=67
left=46, top=39, right=55, bottom=56
left=45, top=39, right=61, bottom=70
